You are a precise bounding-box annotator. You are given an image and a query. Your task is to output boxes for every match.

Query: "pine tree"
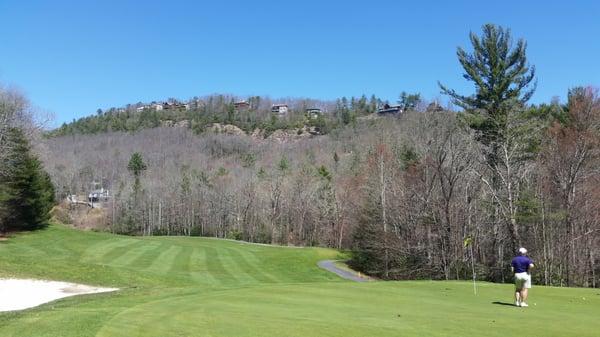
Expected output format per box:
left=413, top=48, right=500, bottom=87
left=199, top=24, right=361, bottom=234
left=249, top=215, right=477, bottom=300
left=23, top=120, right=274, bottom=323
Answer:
left=127, top=152, right=148, bottom=176
left=127, top=152, right=147, bottom=199
left=439, top=23, right=536, bottom=148
left=0, top=128, right=55, bottom=232
left=439, top=24, right=538, bottom=253
left=349, top=191, right=385, bottom=277
left=398, top=92, right=422, bottom=112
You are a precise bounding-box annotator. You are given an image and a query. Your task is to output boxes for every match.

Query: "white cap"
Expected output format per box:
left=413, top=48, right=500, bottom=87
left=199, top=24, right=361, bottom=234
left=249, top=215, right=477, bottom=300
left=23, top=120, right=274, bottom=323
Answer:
left=518, top=247, right=527, bottom=255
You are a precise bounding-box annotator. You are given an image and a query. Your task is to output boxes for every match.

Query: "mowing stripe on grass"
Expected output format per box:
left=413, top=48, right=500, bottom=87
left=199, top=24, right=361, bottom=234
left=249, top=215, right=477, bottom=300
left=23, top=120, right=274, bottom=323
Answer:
left=109, top=240, right=162, bottom=267
left=128, top=241, right=169, bottom=270
left=224, top=246, right=278, bottom=284
left=189, top=247, right=218, bottom=285
left=82, top=238, right=138, bottom=264
left=203, top=246, right=239, bottom=285
left=144, top=245, right=182, bottom=275
left=215, top=247, right=261, bottom=285
left=99, top=240, right=148, bottom=266
left=168, top=245, right=193, bottom=275
left=80, top=238, right=123, bottom=263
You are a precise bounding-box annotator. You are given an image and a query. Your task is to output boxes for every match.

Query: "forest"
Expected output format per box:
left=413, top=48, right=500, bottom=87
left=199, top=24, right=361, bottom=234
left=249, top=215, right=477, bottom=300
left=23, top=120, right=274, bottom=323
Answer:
left=2, top=24, right=599, bottom=288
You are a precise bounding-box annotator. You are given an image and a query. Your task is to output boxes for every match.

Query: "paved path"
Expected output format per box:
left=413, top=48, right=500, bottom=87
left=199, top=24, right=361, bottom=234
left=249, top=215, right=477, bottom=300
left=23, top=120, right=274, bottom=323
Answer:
left=317, top=260, right=372, bottom=282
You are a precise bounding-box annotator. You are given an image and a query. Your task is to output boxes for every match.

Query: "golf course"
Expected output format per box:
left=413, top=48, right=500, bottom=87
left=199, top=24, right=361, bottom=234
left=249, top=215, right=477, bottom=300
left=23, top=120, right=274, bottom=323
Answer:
left=0, top=224, right=599, bottom=337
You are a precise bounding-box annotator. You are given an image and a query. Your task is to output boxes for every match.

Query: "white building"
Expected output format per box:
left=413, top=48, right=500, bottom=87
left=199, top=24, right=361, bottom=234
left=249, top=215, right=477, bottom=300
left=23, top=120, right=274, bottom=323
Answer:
left=271, top=104, right=288, bottom=114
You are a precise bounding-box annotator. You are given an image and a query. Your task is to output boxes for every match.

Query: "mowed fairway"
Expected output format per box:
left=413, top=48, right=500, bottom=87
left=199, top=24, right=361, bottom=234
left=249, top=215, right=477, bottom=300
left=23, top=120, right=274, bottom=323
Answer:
left=1, top=225, right=599, bottom=337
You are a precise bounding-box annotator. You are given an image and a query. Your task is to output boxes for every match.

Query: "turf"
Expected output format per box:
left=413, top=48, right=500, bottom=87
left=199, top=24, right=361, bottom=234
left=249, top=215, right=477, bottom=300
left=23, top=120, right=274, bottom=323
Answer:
left=1, top=224, right=599, bottom=337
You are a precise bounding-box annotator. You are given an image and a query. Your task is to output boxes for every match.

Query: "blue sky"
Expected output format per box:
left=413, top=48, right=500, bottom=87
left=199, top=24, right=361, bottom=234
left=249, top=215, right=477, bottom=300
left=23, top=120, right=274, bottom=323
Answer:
left=1, top=0, right=599, bottom=126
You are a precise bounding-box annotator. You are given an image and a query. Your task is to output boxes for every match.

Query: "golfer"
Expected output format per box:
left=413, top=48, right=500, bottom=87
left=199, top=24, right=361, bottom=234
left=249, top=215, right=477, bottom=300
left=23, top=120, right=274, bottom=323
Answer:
left=511, top=247, right=534, bottom=307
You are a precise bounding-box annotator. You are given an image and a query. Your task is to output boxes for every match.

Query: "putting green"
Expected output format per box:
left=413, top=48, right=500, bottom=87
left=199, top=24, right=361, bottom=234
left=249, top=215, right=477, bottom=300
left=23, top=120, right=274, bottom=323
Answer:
left=1, top=224, right=599, bottom=337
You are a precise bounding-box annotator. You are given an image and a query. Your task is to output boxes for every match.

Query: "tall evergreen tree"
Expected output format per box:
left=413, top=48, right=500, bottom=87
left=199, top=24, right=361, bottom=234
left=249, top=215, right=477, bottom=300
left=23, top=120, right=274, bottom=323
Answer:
left=127, top=152, right=147, bottom=198
left=439, top=23, right=536, bottom=147
left=0, top=128, right=55, bottom=232
left=439, top=24, right=538, bottom=254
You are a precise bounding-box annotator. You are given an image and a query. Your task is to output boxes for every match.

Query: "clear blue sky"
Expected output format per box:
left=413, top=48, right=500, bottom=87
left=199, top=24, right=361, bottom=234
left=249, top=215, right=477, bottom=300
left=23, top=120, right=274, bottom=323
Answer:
left=1, top=0, right=599, bottom=126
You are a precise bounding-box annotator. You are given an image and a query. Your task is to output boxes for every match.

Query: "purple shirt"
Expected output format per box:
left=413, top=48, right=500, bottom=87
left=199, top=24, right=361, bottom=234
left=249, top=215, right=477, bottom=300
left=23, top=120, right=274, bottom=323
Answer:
left=512, top=256, right=533, bottom=273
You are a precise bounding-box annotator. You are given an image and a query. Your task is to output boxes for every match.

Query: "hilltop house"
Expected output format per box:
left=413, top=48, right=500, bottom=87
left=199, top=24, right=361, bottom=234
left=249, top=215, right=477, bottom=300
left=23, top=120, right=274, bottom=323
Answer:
left=162, top=102, right=190, bottom=111
left=133, top=101, right=191, bottom=113
left=234, top=101, right=250, bottom=111
left=272, top=104, right=288, bottom=114
left=377, top=104, right=403, bottom=114
left=306, top=108, right=322, bottom=119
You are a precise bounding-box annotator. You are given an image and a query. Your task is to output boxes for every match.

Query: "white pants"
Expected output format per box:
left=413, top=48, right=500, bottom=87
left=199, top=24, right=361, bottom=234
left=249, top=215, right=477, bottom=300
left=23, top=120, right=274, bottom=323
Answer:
left=514, top=272, right=531, bottom=289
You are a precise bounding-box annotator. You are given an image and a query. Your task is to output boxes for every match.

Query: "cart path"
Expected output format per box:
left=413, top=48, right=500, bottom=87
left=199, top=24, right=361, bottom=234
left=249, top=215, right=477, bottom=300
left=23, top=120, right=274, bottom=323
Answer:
left=317, top=260, right=372, bottom=282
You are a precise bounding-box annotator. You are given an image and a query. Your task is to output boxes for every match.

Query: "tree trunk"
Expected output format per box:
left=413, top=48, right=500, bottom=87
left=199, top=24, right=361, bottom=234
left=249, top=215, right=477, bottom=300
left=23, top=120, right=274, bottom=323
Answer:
left=380, top=151, right=388, bottom=279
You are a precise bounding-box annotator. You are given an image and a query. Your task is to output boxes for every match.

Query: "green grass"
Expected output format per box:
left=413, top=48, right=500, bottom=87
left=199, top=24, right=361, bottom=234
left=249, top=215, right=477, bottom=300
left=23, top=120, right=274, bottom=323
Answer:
left=1, top=224, right=599, bottom=337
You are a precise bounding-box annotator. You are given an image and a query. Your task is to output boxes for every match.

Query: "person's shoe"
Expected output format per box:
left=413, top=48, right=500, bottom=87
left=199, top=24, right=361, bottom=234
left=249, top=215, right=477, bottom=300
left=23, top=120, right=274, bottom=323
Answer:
left=520, top=302, right=529, bottom=307
left=515, top=300, right=521, bottom=307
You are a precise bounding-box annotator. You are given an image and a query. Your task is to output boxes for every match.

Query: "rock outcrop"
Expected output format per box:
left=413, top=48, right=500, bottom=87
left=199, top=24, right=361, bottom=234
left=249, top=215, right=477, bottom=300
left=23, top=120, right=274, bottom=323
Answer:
left=208, top=123, right=246, bottom=136
left=160, top=119, right=190, bottom=128
left=266, top=126, right=321, bottom=143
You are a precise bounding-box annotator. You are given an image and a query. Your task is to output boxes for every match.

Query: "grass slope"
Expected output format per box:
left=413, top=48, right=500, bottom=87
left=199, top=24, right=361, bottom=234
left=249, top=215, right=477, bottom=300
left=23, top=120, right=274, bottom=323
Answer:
left=1, top=224, right=599, bottom=337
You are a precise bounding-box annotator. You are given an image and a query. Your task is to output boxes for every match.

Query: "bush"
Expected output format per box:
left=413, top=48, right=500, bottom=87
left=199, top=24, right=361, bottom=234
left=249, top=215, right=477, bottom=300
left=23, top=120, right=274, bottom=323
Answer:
left=226, top=229, right=243, bottom=241
left=50, top=204, right=72, bottom=224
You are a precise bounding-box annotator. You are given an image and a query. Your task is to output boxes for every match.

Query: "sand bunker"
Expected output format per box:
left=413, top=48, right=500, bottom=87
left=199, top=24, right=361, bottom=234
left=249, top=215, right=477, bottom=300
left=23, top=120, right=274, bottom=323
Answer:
left=0, top=279, right=118, bottom=312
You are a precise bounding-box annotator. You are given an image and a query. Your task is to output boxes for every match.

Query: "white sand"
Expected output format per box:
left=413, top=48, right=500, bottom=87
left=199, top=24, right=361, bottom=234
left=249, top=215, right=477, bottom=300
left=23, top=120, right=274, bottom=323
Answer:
left=0, top=279, right=118, bottom=312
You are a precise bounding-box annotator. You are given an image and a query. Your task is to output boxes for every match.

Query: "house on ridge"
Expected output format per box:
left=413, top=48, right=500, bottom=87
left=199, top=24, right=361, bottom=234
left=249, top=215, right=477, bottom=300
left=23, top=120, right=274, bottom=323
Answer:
left=272, top=104, right=288, bottom=114
left=305, top=108, right=322, bottom=119
left=234, top=101, right=251, bottom=111
left=377, top=104, right=403, bottom=115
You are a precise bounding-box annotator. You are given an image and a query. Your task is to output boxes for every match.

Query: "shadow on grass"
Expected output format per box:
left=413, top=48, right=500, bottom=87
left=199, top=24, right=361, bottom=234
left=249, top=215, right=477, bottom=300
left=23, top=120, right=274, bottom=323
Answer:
left=492, top=301, right=516, bottom=307
left=0, top=224, right=50, bottom=244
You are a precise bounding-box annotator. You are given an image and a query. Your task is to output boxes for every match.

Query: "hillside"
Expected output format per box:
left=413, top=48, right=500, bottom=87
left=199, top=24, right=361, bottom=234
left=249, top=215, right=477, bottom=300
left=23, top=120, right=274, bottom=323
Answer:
left=39, top=115, right=394, bottom=242
left=48, top=94, right=384, bottom=138
left=1, top=225, right=599, bottom=337
left=38, top=102, right=600, bottom=288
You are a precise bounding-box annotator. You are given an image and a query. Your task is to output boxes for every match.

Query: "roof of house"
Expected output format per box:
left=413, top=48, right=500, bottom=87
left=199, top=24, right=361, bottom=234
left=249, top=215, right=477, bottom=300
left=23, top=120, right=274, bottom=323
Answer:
left=377, top=104, right=402, bottom=114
